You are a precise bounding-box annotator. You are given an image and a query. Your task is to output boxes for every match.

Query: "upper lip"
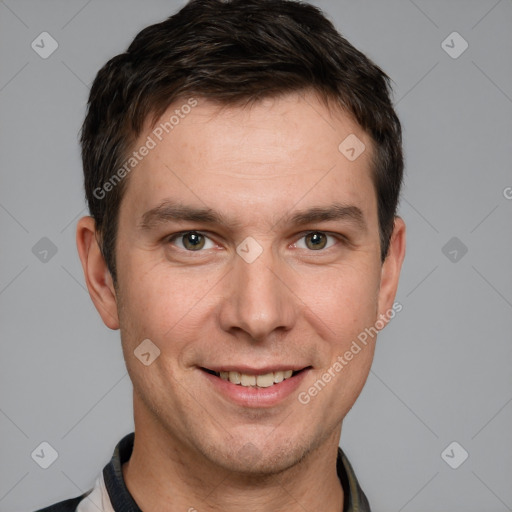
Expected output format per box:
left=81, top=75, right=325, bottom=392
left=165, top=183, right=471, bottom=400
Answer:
left=201, top=365, right=310, bottom=375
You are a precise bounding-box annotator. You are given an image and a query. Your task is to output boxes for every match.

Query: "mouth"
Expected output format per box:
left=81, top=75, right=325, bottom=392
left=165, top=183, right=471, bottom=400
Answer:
left=200, top=367, right=310, bottom=388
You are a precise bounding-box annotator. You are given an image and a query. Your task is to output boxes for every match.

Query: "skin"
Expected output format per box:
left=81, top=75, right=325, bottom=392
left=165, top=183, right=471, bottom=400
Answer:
left=77, top=90, right=406, bottom=512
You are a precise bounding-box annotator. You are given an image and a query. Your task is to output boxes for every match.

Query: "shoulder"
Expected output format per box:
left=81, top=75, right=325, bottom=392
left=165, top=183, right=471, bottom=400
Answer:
left=33, top=494, right=84, bottom=512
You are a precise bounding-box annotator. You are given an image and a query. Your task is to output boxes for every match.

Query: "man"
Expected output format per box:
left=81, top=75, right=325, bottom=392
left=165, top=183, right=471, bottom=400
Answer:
left=37, top=0, right=405, bottom=510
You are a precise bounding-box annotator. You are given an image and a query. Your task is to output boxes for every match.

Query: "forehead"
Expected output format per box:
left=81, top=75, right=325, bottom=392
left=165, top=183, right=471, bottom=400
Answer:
left=120, top=91, right=377, bottom=228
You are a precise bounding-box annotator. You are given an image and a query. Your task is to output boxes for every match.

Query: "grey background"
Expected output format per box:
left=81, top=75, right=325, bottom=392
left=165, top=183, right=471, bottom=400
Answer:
left=1, top=0, right=511, bottom=511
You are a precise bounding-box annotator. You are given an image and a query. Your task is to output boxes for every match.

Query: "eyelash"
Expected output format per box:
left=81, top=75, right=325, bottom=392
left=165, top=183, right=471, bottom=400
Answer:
left=166, top=231, right=344, bottom=252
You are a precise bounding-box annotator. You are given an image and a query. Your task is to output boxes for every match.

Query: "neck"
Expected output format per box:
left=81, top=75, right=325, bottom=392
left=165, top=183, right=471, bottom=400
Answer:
left=122, top=408, right=344, bottom=511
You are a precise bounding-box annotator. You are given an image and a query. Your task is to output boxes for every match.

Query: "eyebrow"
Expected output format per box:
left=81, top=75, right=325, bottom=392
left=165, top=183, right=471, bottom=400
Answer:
left=285, top=204, right=367, bottom=231
left=139, top=201, right=240, bottom=231
left=138, top=200, right=366, bottom=232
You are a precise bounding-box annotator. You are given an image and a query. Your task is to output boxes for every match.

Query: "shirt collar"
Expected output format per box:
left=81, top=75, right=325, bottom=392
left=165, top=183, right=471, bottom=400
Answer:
left=337, top=446, right=372, bottom=512
left=103, top=433, right=371, bottom=512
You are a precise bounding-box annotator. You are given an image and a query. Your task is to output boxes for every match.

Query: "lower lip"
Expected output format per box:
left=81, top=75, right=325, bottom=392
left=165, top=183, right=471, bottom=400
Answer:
left=201, top=369, right=310, bottom=408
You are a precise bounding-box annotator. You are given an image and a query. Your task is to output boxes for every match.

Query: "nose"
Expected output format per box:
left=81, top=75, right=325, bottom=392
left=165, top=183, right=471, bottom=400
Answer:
left=218, top=242, right=297, bottom=342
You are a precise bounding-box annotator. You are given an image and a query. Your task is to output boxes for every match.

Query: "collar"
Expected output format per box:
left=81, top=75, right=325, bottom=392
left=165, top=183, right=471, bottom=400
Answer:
left=103, top=433, right=371, bottom=511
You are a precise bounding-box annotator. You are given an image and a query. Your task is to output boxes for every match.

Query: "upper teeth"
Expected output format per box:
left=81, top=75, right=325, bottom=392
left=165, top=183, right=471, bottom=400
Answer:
left=219, top=370, right=294, bottom=388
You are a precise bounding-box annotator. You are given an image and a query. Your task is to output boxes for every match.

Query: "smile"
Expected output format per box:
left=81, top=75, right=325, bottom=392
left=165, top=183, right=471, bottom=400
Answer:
left=212, top=369, right=301, bottom=387
left=201, top=367, right=309, bottom=389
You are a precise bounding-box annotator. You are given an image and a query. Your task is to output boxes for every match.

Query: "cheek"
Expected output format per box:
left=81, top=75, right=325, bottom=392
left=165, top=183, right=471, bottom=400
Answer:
left=117, top=257, right=220, bottom=351
left=294, top=261, right=380, bottom=338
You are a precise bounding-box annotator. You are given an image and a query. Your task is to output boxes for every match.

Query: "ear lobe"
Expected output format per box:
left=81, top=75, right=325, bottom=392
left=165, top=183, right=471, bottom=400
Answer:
left=76, top=216, right=120, bottom=330
left=377, top=216, right=406, bottom=323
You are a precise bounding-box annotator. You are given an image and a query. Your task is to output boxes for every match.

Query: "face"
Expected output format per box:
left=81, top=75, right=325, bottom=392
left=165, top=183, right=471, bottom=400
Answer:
left=83, top=91, right=405, bottom=475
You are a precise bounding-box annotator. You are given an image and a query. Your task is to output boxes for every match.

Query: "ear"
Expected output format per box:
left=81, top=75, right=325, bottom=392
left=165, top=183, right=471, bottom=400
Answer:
left=377, top=216, right=406, bottom=321
left=76, top=216, right=120, bottom=330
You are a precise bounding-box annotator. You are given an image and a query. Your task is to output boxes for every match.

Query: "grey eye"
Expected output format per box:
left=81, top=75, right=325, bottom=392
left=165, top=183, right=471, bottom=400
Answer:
left=181, top=232, right=205, bottom=250
left=304, top=232, right=328, bottom=250
left=170, top=231, right=215, bottom=251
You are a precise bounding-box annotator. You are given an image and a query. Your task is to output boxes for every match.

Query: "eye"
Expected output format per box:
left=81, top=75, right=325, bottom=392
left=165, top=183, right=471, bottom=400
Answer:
left=295, top=231, right=337, bottom=251
left=168, top=231, right=216, bottom=251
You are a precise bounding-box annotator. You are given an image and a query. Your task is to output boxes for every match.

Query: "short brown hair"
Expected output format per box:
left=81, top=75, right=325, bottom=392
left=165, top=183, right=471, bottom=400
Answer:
left=81, top=0, right=403, bottom=283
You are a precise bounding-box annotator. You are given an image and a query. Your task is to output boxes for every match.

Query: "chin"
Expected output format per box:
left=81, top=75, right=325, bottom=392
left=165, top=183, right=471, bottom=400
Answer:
left=198, top=434, right=312, bottom=477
